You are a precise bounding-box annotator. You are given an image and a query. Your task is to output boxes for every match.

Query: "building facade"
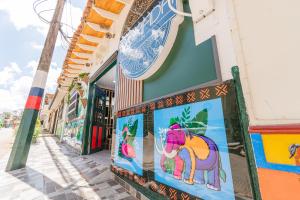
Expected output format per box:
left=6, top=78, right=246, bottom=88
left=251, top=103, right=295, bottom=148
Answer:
left=47, top=0, right=300, bottom=199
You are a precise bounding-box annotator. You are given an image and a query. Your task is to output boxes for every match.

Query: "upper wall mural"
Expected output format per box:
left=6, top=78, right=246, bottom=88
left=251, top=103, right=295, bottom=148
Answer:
left=118, top=0, right=184, bottom=80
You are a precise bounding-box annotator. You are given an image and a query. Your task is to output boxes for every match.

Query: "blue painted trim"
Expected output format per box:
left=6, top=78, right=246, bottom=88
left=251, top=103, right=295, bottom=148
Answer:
left=29, top=87, right=44, bottom=97
left=250, top=133, right=300, bottom=174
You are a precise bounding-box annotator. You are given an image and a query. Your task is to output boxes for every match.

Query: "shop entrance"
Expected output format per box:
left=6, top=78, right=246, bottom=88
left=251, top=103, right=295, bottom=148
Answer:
left=89, top=66, right=115, bottom=154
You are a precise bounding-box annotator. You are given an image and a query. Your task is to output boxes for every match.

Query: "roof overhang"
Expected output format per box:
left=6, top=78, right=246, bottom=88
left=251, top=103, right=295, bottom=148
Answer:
left=57, top=0, right=135, bottom=88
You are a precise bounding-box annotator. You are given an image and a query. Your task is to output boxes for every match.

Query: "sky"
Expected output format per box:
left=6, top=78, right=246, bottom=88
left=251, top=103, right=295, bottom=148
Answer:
left=0, top=0, right=86, bottom=113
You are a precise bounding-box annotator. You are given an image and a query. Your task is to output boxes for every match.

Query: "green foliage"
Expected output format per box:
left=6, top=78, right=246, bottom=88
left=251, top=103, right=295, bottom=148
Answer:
left=78, top=73, right=89, bottom=78
left=76, top=132, right=81, bottom=141
left=169, top=107, right=190, bottom=126
left=220, top=168, right=226, bottom=182
left=67, top=93, right=71, bottom=104
left=169, top=107, right=208, bottom=135
left=32, top=119, right=41, bottom=143
left=128, top=119, right=138, bottom=137
left=186, top=108, right=208, bottom=134
left=68, top=81, right=75, bottom=92
left=75, top=82, right=82, bottom=90
left=169, top=117, right=178, bottom=126
left=121, top=123, right=127, bottom=139
left=126, top=119, right=138, bottom=146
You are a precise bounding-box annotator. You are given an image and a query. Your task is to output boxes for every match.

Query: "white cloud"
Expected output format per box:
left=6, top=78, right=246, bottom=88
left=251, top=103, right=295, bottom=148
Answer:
left=26, top=60, right=38, bottom=75
left=0, top=62, right=22, bottom=87
left=0, top=0, right=83, bottom=41
left=0, top=76, right=33, bottom=112
left=26, top=60, right=61, bottom=92
left=45, top=63, right=61, bottom=93
left=26, top=60, right=59, bottom=76
left=30, top=42, right=43, bottom=50
left=0, top=61, right=61, bottom=112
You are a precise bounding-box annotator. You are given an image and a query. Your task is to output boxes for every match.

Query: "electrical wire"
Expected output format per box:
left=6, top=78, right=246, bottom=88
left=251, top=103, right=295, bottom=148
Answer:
left=33, top=0, right=51, bottom=23
left=68, top=0, right=73, bottom=32
left=32, top=0, right=77, bottom=47
left=167, top=0, right=192, bottom=17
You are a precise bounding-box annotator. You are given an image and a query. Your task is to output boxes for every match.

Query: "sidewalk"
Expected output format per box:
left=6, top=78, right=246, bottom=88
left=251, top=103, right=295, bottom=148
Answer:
left=0, top=136, right=136, bottom=200
left=0, top=128, right=14, bottom=159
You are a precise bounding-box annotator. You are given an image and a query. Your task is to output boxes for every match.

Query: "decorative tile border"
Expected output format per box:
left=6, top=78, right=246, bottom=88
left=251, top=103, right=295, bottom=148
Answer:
left=111, top=165, right=196, bottom=200
left=117, top=81, right=233, bottom=118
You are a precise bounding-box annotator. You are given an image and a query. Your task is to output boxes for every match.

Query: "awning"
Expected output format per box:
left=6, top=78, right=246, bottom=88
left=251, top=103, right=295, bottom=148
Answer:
left=57, top=0, right=132, bottom=89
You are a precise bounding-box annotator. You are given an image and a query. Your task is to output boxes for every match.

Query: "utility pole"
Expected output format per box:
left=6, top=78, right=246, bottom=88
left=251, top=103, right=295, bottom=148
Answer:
left=6, top=0, right=65, bottom=171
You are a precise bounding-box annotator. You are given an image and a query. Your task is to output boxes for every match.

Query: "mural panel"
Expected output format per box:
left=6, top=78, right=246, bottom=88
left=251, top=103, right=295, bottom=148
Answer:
left=112, top=82, right=254, bottom=200
left=114, top=114, right=144, bottom=176
left=154, top=98, right=234, bottom=199
left=250, top=133, right=300, bottom=200
left=64, top=119, right=84, bottom=148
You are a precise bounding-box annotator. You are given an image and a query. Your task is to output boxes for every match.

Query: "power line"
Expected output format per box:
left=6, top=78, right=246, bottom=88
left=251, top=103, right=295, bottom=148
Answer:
left=32, top=0, right=76, bottom=46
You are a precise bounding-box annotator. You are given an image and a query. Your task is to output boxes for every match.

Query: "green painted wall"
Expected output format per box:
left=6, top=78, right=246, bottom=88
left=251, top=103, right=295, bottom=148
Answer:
left=143, top=15, right=220, bottom=101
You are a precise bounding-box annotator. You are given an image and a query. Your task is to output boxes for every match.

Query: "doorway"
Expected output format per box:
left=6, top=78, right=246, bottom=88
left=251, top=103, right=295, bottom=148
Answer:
left=89, top=66, right=116, bottom=154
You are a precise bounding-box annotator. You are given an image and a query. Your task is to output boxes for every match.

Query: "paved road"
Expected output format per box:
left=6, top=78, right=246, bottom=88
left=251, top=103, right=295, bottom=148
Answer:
left=0, top=128, right=14, bottom=160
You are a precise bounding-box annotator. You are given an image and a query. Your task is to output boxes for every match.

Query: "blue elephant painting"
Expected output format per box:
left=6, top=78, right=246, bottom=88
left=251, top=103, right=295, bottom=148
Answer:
left=154, top=98, right=235, bottom=200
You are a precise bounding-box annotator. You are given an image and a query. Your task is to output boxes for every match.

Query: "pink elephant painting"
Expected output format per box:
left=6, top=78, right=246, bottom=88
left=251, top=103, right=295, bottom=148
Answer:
left=155, top=107, right=227, bottom=191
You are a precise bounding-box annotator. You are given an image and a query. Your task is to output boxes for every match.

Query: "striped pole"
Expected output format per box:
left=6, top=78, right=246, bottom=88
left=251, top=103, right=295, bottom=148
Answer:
left=6, top=0, right=65, bottom=171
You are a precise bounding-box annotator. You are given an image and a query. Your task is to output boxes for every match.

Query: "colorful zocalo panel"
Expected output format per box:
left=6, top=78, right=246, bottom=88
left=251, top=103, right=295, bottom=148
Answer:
left=114, top=114, right=144, bottom=176
left=113, top=81, right=254, bottom=200
left=154, top=98, right=234, bottom=200
left=250, top=130, right=300, bottom=200
left=250, top=133, right=300, bottom=173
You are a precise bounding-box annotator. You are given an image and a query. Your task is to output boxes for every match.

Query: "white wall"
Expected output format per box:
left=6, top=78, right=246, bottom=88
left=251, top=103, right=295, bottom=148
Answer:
left=192, top=0, right=238, bottom=81
left=231, top=0, right=300, bottom=125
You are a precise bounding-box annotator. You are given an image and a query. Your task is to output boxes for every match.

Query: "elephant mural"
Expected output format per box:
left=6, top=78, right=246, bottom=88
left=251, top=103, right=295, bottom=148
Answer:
left=156, top=107, right=226, bottom=191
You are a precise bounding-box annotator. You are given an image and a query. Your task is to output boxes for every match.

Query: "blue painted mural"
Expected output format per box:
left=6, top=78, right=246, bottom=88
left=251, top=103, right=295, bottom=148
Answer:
left=154, top=98, right=235, bottom=200
left=114, top=114, right=144, bottom=176
left=118, top=0, right=182, bottom=79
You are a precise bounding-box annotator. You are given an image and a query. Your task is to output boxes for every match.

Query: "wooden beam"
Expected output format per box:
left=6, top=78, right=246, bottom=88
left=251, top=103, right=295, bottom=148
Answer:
left=64, top=68, right=82, bottom=73
left=68, top=64, right=85, bottom=69
left=76, top=44, right=97, bottom=51
left=72, top=52, right=93, bottom=59
left=80, top=33, right=106, bottom=43
left=92, top=5, right=119, bottom=21
left=86, top=22, right=110, bottom=32
left=64, top=73, right=79, bottom=78
left=69, top=58, right=89, bottom=65
left=116, top=0, right=132, bottom=5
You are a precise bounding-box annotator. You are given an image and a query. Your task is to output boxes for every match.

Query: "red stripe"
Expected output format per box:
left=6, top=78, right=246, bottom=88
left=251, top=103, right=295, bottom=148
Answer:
left=249, top=124, right=300, bottom=134
left=25, top=96, right=42, bottom=110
